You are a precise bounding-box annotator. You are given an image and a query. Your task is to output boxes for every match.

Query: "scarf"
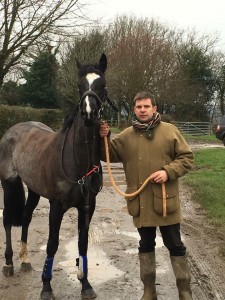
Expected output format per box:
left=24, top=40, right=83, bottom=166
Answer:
left=132, top=112, right=161, bottom=132
left=132, top=112, right=161, bottom=139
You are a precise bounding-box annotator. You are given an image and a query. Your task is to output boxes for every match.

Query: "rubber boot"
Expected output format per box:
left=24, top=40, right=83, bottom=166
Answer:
left=139, top=252, right=157, bottom=300
left=170, top=255, right=193, bottom=300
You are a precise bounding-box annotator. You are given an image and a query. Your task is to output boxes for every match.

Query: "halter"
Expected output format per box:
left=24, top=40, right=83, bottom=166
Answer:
left=80, top=90, right=105, bottom=114
left=79, top=87, right=118, bottom=114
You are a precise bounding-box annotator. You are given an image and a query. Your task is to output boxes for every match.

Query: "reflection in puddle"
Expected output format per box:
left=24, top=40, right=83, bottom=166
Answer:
left=58, top=238, right=124, bottom=285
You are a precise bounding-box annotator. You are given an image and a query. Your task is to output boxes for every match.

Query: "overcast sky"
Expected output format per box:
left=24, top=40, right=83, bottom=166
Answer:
left=87, top=0, right=225, bottom=51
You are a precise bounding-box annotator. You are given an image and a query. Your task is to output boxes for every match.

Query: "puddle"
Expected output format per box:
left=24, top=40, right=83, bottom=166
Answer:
left=125, top=248, right=137, bottom=254
left=58, top=238, right=124, bottom=285
left=115, top=229, right=165, bottom=248
left=40, top=245, right=47, bottom=251
left=39, top=225, right=178, bottom=283
left=115, top=229, right=139, bottom=239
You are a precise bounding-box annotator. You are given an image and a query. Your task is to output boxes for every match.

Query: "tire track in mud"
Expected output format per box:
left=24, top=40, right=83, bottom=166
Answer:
left=181, top=183, right=225, bottom=300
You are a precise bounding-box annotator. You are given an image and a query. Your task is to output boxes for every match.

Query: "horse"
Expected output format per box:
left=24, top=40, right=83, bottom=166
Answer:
left=0, top=53, right=111, bottom=299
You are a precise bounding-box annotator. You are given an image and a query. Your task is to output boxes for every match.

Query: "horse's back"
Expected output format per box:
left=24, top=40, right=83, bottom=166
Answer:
left=9, top=121, right=53, bottom=134
left=0, top=121, right=54, bottom=180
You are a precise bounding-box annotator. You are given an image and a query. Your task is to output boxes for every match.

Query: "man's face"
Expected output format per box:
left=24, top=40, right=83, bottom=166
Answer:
left=133, top=98, right=157, bottom=123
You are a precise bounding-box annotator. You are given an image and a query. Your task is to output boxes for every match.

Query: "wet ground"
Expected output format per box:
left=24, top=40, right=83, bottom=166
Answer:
left=0, top=142, right=225, bottom=299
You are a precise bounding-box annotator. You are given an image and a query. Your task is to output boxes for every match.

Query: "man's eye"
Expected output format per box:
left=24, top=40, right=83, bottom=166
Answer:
left=136, top=105, right=150, bottom=109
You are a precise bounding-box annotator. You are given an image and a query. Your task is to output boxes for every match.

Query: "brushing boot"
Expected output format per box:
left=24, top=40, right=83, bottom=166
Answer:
left=139, top=252, right=157, bottom=300
left=170, top=255, right=193, bottom=300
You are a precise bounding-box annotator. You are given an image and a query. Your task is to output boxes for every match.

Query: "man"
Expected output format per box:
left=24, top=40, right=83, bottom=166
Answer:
left=100, top=91, right=194, bottom=300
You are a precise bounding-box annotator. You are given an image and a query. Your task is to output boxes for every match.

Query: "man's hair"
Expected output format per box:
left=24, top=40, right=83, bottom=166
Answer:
left=133, top=91, right=156, bottom=106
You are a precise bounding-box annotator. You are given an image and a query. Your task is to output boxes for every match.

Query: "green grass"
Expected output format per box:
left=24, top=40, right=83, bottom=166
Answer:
left=184, top=147, right=225, bottom=227
left=110, top=127, right=121, bottom=133
left=183, top=134, right=219, bottom=143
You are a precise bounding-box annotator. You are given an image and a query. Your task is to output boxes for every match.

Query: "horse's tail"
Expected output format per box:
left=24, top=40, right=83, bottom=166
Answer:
left=1, top=177, right=25, bottom=226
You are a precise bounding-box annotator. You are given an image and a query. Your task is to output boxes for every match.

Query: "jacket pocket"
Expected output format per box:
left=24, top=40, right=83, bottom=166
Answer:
left=125, top=186, right=140, bottom=217
left=152, top=182, right=179, bottom=215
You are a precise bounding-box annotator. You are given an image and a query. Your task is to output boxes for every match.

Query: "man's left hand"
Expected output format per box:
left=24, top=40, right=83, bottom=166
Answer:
left=150, top=170, right=168, bottom=183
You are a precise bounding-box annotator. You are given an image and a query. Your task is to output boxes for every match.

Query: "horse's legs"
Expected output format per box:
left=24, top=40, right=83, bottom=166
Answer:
left=2, top=221, right=13, bottom=276
left=1, top=177, right=25, bottom=276
left=19, top=188, right=40, bottom=271
left=77, top=196, right=96, bottom=299
left=40, top=200, right=64, bottom=300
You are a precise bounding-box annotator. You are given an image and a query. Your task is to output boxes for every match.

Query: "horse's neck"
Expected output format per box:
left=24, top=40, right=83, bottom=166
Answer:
left=64, top=119, right=100, bottom=176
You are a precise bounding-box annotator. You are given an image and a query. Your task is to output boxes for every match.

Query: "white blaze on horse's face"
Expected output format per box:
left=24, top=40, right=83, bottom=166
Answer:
left=85, top=73, right=100, bottom=119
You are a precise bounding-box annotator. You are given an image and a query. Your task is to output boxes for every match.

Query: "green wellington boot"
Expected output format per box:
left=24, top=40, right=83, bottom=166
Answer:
left=139, top=252, right=157, bottom=300
left=170, top=255, right=193, bottom=300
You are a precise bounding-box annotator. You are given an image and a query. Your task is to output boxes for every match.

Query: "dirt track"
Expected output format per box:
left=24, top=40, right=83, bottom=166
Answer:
left=0, top=142, right=225, bottom=299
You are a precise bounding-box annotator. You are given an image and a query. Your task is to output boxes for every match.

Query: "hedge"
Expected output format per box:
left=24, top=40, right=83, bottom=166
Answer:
left=0, top=105, right=64, bottom=138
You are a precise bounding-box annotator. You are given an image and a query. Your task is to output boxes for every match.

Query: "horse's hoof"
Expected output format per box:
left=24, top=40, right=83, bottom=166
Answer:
left=81, top=288, right=97, bottom=299
left=2, top=265, right=14, bottom=277
left=40, top=291, right=55, bottom=300
left=21, top=262, right=32, bottom=271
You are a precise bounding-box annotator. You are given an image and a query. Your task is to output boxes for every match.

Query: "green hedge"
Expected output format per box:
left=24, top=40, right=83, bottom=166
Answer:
left=0, top=105, right=64, bottom=138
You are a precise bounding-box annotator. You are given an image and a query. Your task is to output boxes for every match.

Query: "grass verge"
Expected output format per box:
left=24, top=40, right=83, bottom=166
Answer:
left=184, top=147, right=225, bottom=227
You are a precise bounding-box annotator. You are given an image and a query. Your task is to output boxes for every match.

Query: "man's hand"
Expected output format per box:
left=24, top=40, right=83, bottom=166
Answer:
left=100, top=122, right=110, bottom=137
left=150, top=170, right=168, bottom=184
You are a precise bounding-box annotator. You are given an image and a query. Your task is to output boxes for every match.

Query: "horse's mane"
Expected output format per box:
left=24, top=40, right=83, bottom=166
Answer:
left=61, top=106, right=79, bottom=132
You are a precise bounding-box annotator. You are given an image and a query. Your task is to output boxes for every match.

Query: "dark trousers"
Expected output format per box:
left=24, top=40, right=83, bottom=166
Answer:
left=138, top=223, right=186, bottom=256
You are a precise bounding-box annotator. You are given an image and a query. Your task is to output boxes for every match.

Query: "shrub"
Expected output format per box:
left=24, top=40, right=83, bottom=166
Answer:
left=0, top=105, right=63, bottom=138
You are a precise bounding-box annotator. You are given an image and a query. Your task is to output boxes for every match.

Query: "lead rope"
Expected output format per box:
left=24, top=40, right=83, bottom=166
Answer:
left=104, top=136, right=167, bottom=218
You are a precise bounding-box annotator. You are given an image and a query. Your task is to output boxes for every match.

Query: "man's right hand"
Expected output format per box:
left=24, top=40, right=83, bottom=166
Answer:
left=100, top=123, right=110, bottom=137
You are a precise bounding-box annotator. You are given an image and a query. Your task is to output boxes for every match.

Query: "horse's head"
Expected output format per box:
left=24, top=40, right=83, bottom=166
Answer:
left=76, top=53, right=108, bottom=125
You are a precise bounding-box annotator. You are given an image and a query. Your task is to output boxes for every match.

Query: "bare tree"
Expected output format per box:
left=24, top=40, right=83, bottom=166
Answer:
left=106, top=16, right=179, bottom=124
left=0, top=0, right=89, bottom=87
left=210, top=52, right=225, bottom=117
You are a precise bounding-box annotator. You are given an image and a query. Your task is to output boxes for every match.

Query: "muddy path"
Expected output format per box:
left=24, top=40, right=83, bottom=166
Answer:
left=0, top=142, right=225, bottom=299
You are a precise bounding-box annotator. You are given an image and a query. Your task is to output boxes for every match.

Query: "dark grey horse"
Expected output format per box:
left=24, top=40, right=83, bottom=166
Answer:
left=0, top=53, right=109, bottom=299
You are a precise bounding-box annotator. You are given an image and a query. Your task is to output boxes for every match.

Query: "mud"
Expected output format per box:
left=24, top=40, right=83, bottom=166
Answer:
left=0, top=141, right=225, bottom=299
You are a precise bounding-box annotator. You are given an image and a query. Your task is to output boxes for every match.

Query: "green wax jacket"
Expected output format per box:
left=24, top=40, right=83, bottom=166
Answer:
left=100, top=122, right=194, bottom=227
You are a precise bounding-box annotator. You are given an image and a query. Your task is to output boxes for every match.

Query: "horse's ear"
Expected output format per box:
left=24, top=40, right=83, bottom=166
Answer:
left=99, top=53, right=107, bottom=73
left=76, top=57, right=81, bottom=69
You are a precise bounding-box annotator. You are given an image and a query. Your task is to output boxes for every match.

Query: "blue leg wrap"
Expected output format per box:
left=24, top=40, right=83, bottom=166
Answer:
left=77, top=255, right=87, bottom=280
left=42, top=257, right=54, bottom=280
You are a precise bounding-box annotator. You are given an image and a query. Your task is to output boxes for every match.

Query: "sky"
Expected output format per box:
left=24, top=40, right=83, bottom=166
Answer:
left=87, top=0, right=225, bottom=51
